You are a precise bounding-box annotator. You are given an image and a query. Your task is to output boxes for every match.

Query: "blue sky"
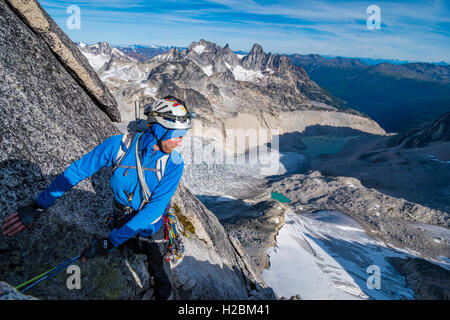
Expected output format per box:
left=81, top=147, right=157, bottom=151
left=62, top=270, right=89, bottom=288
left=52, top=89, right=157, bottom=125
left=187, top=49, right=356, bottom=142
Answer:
left=39, top=0, right=450, bottom=63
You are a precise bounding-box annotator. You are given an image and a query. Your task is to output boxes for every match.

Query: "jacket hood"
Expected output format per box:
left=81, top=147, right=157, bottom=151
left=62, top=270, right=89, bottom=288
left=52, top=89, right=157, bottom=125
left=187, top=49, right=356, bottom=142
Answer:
left=141, top=123, right=187, bottom=156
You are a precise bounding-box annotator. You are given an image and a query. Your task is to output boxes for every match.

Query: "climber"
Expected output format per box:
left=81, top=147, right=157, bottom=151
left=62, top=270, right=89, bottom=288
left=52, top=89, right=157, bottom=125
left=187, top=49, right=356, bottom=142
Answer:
left=1, top=95, right=196, bottom=300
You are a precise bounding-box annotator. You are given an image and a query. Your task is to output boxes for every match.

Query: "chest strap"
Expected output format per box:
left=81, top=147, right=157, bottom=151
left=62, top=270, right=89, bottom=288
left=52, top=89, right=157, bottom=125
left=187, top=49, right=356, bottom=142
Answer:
left=115, top=165, right=158, bottom=176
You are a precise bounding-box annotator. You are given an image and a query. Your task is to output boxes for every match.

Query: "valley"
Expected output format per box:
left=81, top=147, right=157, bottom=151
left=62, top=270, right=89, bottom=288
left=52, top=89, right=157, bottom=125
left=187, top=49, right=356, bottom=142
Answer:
left=84, top=39, right=449, bottom=300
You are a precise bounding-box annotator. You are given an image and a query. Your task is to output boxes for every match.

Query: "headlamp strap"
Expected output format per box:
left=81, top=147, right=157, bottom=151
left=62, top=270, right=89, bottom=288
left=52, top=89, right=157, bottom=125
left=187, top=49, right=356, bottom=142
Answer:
left=150, top=127, right=171, bottom=153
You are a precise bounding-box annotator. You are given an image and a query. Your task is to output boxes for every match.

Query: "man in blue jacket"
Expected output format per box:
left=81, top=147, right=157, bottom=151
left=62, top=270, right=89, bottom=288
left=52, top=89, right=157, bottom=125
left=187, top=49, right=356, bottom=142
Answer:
left=1, top=95, right=195, bottom=300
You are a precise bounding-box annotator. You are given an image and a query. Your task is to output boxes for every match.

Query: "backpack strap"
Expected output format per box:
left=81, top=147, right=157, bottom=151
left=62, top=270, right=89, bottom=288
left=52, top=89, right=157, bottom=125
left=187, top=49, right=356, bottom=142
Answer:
left=115, top=165, right=158, bottom=176
left=135, top=133, right=151, bottom=211
left=156, top=154, right=170, bottom=182
left=113, top=132, right=137, bottom=172
left=136, top=153, right=170, bottom=212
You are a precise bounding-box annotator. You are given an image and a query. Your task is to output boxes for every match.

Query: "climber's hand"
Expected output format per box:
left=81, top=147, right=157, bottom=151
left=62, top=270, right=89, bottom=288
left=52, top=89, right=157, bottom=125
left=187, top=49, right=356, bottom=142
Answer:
left=1, top=202, right=44, bottom=236
left=80, top=236, right=114, bottom=262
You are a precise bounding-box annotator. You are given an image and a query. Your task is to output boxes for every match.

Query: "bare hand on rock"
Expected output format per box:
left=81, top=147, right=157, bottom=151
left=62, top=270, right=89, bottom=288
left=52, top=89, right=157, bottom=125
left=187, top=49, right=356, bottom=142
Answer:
left=1, top=203, right=44, bottom=236
left=1, top=211, right=27, bottom=236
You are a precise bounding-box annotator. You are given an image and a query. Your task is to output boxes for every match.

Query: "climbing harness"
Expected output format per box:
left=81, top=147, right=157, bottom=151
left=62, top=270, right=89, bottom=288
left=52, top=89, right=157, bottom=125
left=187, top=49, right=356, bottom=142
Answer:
left=162, top=202, right=185, bottom=263
left=124, top=202, right=185, bottom=264
left=15, top=255, right=81, bottom=293
left=107, top=199, right=136, bottom=229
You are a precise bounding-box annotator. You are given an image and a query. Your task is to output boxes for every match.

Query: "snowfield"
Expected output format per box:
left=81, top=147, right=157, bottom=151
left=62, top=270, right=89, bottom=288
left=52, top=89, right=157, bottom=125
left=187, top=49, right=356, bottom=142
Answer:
left=193, top=44, right=206, bottom=54
left=261, top=210, right=444, bottom=300
left=80, top=51, right=109, bottom=71
left=101, top=65, right=148, bottom=82
left=224, top=62, right=264, bottom=82
left=201, top=65, right=213, bottom=76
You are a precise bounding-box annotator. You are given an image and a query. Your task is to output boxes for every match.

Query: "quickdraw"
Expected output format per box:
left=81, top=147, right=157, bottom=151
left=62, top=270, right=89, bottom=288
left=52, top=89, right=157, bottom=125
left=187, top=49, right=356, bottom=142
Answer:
left=162, top=203, right=185, bottom=263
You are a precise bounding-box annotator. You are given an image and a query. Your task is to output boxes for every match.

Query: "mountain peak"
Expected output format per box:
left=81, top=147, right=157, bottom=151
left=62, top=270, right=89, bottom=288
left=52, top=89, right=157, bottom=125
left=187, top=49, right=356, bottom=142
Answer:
left=198, top=38, right=210, bottom=44
left=222, top=43, right=234, bottom=55
left=188, top=39, right=218, bottom=52
left=158, top=47, right=183, bottom=61
left=97, top=41, right=113, bottom=51
left=249, top=43, right=265, bottom=56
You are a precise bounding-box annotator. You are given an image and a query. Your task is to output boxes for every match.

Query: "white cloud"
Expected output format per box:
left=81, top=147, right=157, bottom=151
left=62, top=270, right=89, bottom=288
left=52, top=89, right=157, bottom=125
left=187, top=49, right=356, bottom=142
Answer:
left=42, top=0, right=450, bottom=62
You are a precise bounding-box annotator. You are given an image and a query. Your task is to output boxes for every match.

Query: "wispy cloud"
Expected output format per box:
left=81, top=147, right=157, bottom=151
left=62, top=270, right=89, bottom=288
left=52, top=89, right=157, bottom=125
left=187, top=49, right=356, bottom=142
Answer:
left=39, top=0, right=450, bottom=62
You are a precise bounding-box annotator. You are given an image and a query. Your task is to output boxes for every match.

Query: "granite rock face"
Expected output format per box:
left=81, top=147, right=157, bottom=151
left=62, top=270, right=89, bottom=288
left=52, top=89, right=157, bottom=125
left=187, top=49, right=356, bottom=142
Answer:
left=0, top=0, right=274, bottom=299
left=396, top=112, right=450, bottom=148
left=0, top=0, right=121, bottom=298
left=171, top=186, right=275, bottom=299
left=5, top=0, right=120, bottom=122
left=0, top=0, right=120, bottom=189
left=0, top=281, right=37, bottom=300
left=387, top=257, right=450, bottom=300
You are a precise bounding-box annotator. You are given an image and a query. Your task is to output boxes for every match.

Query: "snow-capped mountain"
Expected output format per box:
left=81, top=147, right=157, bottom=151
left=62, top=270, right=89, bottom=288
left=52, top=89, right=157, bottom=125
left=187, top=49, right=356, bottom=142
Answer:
left=115, top=44, right=186, bottom=62
left=76, top=41, right=138, bottom=71
left=76, top=39, right=385, bottom=140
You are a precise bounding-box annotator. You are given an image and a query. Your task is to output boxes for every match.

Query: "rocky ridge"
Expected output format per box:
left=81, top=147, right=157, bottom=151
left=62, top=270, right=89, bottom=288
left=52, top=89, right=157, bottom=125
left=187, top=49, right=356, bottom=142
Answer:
left=78, top=39, right=386, bottom=141
left=291, top=54, right=450, bottom=83
left=0, top=0, right=274, bottom=300
left=392, top=111, right=450, bottom=149
left=5, top=0, right=120, bottom=122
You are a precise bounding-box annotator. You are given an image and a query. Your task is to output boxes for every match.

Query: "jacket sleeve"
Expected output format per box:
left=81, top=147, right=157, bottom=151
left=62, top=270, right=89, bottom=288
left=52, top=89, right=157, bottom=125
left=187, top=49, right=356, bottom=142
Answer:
left=35, top=134, right=123, bottom=209
left=108, top=153, right=184, bottom=247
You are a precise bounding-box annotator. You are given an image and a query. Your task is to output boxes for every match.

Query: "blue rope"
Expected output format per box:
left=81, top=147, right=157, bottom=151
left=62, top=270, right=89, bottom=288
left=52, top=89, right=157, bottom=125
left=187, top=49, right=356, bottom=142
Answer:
left=20, top=255, right=81, bottom=294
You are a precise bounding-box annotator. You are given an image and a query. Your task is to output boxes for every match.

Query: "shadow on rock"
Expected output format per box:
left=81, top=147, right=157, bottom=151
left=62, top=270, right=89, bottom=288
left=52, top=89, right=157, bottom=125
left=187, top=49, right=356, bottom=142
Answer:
left=196, top=195, right=262, bottom=222
left=172, top=255, right=275, bottom=300
left=265, top=125, right=379, bottom=183
left=0, top=159, right=143, bottom=299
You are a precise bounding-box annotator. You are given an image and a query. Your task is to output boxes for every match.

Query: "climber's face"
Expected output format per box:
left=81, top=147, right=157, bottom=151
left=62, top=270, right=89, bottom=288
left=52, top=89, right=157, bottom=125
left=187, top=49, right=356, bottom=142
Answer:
left=161, top=136, right=184, bottom=153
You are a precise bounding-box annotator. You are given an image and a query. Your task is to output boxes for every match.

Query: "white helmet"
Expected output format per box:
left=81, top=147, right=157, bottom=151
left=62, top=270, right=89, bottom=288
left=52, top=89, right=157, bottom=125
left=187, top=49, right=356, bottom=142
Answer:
left=144, top=96, right=196, bottom=130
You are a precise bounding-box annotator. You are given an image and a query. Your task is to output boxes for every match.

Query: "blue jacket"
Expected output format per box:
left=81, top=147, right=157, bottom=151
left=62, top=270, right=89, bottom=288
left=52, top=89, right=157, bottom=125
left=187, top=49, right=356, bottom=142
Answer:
left=35, top=124, right=185, bottom=247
